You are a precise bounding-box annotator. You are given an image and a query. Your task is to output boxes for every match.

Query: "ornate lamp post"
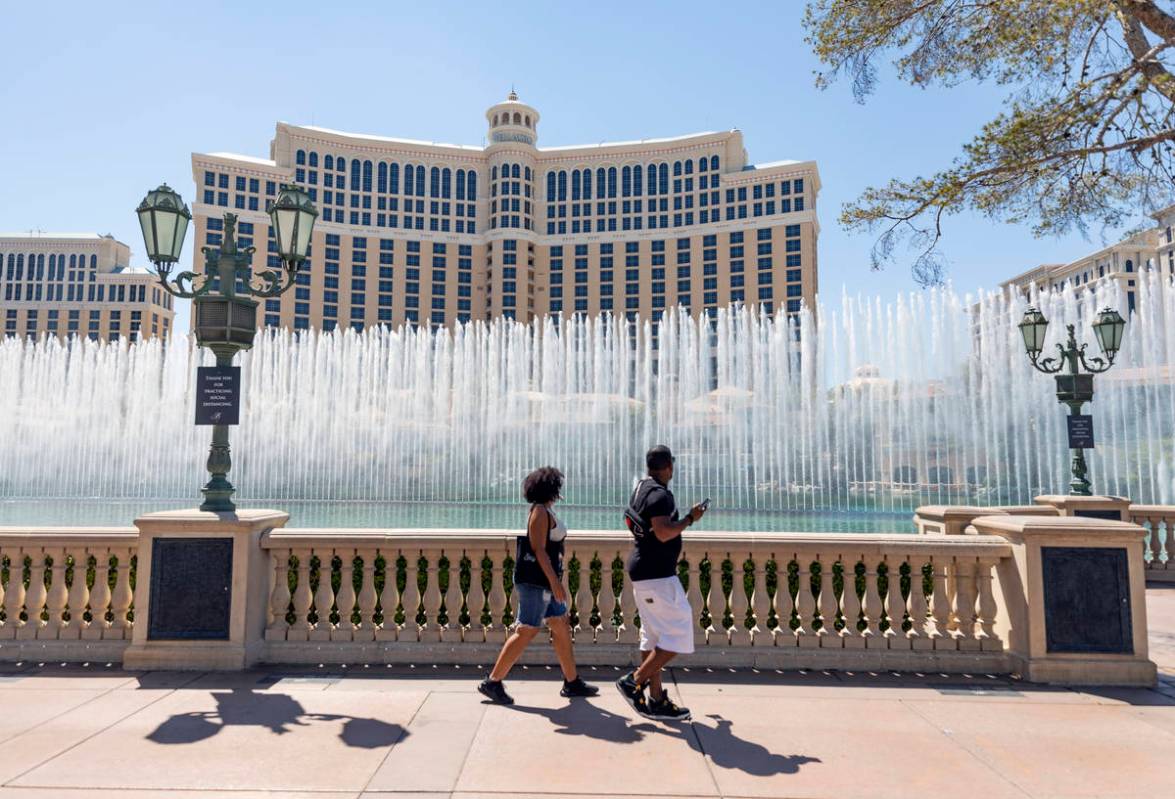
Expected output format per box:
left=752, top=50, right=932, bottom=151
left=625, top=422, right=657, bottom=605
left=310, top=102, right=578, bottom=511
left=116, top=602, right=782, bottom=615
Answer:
left=1018, top=306, right=1126, bottom=496
left=136, top=183, right=318, bottom=511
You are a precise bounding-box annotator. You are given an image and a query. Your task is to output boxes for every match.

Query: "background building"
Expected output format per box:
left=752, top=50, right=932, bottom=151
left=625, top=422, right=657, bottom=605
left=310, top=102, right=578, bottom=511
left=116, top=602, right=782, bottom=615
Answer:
left=190, top=92, right=820, bottom=332
left=0, top=233, right=174, bottom=341
left=1001, top=203, right=1175, bottom=314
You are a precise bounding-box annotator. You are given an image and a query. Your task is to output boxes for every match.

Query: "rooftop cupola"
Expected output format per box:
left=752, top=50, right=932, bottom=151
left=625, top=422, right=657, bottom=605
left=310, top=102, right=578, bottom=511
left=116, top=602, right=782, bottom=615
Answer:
left=485, top=90, right=539, bottom=147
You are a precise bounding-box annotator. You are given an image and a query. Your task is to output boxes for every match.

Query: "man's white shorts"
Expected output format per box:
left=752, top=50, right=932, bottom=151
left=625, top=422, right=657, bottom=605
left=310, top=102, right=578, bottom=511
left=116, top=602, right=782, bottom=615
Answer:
left=633, top=576, right=695, bottom=655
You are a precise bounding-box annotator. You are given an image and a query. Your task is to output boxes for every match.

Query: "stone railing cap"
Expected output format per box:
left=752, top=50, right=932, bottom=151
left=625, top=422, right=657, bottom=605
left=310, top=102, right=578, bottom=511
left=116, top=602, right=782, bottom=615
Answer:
left=915, top=505, right=1009, bottom=522
left=969, top=513, right=1145, bottom=538
left=135, top=508, right=291, bottom=533
left=1034, top=494, right=1131, bottom=506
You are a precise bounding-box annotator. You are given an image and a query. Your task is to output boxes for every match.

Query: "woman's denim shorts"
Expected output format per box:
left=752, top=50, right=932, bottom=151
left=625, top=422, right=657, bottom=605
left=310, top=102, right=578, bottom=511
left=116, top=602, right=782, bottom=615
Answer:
left=515, top=582, right=568, bottom=627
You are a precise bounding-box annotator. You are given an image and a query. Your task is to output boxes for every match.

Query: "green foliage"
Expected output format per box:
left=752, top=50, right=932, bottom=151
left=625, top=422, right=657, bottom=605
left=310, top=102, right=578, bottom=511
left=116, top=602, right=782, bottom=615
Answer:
left=804, top=0, right=1175, bottom=285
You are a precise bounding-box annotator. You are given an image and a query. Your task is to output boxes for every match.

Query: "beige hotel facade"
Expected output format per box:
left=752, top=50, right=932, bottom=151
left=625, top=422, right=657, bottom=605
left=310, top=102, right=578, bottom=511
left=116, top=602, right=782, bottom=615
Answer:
left=190, top=93, right=820, bottom=331
left=0, top=233, right=174, bottom=341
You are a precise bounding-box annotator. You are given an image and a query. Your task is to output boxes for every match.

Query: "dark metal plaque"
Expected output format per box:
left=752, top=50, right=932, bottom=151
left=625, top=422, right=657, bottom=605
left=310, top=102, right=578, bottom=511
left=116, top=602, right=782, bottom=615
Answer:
left=147, top=537, right=233, bottom=640
left=1041, top=546, right=1131, bottom=654
left=1073, top=509, right=1123, bottom=521
left=1066, top=415, right=1095, bottom=449
left=195, top=366, right=241, bottom=426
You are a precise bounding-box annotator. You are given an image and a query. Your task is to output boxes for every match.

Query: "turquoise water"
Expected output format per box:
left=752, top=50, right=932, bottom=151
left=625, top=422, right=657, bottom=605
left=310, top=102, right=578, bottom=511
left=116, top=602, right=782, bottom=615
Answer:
left=0, top=499, right=910, bottom=533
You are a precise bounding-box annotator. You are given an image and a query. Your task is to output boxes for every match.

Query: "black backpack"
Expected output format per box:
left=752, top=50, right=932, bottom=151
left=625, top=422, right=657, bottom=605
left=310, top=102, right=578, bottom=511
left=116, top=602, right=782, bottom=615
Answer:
left=623, top=478, right=660, bottom=539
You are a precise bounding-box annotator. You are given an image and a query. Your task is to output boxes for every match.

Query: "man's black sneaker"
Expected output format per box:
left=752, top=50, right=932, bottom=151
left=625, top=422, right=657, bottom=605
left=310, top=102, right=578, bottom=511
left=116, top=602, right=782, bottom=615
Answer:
left=646, top=694, right=691, bottom=721
left=477, top=678, right=514, bottom=705
left=614, top=672, right=648, bottom=714
left=560, top=677, right=600, bottom=698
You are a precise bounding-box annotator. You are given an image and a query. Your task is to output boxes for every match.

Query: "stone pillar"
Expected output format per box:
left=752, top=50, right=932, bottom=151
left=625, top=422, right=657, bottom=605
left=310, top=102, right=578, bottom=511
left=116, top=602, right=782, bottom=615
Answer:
left=1033, top=494, right=1132, bottom=521
left=971, top=514, right=1155, bottom=686
left=122, top=509, right=289, bottom=671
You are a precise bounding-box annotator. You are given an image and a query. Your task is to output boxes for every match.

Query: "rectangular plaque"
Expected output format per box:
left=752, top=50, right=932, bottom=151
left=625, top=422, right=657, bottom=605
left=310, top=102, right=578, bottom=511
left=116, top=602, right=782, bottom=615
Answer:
left=1041, top=546, right=1131, bottom=654
left=1067, top=415, right=1095, bottom=449
left=147, top=537, right=233, bottom=640
left=1074, top=508, right=1123, bottom=521
left=195, top=366, right=241, bottom=426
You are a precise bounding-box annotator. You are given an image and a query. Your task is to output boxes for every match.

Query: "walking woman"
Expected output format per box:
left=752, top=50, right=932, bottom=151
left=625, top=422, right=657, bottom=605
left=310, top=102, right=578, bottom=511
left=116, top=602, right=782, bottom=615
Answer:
left=478, top=466, right=599, bottom=704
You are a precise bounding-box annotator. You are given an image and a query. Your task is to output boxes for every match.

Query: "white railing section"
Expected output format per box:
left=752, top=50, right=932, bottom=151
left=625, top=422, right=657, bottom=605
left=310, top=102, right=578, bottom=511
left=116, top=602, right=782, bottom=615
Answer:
left=260, top=530, right=1013, bottom=662
left=0, top=529, right=139, bottom=645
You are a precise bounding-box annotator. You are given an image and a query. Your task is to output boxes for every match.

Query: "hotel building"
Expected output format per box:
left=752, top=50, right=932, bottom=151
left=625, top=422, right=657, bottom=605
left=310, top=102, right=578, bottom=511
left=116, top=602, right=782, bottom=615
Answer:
left=190, top=92, right=820, bottom=331
left=1001, top=203, right=1175, bottom=314
left=0, top=233, right=174, bottom=341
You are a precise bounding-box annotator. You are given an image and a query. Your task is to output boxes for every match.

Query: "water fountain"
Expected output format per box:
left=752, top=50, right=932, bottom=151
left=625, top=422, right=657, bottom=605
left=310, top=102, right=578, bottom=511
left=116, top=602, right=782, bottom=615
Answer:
left=0, top=274, right=1171, bottom=529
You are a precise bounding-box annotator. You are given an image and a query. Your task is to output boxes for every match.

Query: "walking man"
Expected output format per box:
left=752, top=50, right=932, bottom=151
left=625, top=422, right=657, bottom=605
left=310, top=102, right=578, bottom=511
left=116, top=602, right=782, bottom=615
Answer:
left=615, top=444, right=706, bottom=721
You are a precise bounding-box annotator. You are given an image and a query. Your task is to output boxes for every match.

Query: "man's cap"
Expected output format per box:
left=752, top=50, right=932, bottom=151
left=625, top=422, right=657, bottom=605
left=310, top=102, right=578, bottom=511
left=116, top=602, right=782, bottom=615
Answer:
left=646, top=444, right=674, bottom=470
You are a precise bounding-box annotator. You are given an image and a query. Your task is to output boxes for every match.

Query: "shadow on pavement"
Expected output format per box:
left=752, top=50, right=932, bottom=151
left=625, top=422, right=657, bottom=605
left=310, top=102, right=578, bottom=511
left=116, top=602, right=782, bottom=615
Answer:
left=146, top=688, right=407, bottom=749
left=506, top=700, right=820, bottom=777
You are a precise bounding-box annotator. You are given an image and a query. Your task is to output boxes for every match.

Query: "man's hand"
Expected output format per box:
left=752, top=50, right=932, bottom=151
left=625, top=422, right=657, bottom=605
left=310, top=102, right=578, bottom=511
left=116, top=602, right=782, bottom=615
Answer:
left=552, top=583, right=569, bottom=605
left=688, top=503, right=707, bottom=524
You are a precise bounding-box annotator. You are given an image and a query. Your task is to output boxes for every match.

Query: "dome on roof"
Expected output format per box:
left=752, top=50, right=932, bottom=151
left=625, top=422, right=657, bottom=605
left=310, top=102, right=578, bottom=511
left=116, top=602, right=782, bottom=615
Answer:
left=485, top=90, right=540, bottom=145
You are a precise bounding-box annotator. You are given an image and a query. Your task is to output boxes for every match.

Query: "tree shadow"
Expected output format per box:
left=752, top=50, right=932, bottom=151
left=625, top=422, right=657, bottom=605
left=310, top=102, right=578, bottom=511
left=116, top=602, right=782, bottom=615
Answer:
left=146, top=688, right=406, bottom=749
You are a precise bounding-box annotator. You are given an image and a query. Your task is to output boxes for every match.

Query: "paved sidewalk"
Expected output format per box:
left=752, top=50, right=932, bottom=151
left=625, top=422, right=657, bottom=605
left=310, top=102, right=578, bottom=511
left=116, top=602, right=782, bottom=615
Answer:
left=0, top=586, right=1172, bottom=799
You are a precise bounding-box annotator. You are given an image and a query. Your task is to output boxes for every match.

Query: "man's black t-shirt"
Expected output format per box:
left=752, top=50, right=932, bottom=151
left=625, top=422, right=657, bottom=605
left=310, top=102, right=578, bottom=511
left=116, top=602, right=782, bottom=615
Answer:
left=626, top=477, right=683, bottom=581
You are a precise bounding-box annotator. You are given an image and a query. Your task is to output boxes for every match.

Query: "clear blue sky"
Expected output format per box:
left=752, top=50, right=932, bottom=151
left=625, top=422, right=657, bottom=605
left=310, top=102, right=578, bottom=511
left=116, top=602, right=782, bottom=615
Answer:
left=0, top=1, right=1153, bottom=329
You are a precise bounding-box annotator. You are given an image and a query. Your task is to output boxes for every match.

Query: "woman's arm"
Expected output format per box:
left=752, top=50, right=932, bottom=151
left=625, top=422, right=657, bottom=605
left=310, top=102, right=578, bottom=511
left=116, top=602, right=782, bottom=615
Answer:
left=528, top=506, right=567, bottom=603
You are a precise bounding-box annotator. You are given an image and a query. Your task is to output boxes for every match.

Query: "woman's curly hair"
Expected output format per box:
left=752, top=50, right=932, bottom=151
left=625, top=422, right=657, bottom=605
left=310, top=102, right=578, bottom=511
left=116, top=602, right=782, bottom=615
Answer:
left=522, top=466, right=564, bottom=505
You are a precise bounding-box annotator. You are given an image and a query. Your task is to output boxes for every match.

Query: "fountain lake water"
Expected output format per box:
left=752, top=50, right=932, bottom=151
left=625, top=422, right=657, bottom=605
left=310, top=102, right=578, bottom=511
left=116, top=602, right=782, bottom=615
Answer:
left=0, top=274, right=1171, bottom=529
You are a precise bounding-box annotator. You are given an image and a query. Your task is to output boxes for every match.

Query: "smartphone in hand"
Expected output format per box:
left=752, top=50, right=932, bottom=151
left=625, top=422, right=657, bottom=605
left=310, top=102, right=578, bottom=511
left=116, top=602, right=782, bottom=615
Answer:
left=700, top=498, right=712, bottom=511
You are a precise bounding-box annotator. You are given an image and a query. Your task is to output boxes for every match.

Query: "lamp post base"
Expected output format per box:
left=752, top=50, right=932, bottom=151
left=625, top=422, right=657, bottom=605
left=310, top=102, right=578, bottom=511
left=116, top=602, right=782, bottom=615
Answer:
left=200, top=475, right=236, bottom=513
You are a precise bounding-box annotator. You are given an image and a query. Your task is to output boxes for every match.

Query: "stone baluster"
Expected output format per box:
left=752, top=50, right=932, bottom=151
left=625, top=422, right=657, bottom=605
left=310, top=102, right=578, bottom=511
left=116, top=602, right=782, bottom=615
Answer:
left=840, top=558, right=864, bottom=647
left=1149, top=518, right=1164, bottom=565
left=266, top=548, right=292, bottom=640
left=573, top=550, right=595, bottom=643
left=465, top=551, right=487, bottom=643
left=728, top=552, right=751, bottom=646
left=861, top=559, right=883, bottom=646
left=750, top=553, right=772, bottom=646
left=2, top=548, right=26, bottom=637
left=617, top=570, right=640, bottom=645
left=289, top=549, right=313, bottom=639
left=332, top=551, right=357, bottom=640
left=953, top=557, right=980, bottom=650
left=906, top=558, right=931, bottom=648
left=401, top=551, right=423, bottom=642
left=20, top=551, right=48, bottom=638
left=355, top=551, right=378, bottom=639
left=929, top=557, right=953, bottom=648
left=421, top=550, right=443, bottom=642
left=596, top=552, right=618, bottom=643
left=83, top=551, right=112, bottom=640
left=885, top=556, right=907, bottom=646
left=815, top=554, right=839, bottom=644
left=376, top=549, right=400, bottom=642
left=772, top=556, right=794, bottom=647
left=109, top=551, right=134, bottom=635
left=976, top=557, right=1001, bottom=649
left=63, top=548, right=90, bottom=639
left=309, top=550, right=337, bottom=641
left=484, top=550, right=507, bottom=643
left=443, top=551, right=466, bottom=642
left=44, top=548, right=69, bottom=635
left=794, top=558, right=818, bottom=647
left=686, top=554, right=707, bottom=646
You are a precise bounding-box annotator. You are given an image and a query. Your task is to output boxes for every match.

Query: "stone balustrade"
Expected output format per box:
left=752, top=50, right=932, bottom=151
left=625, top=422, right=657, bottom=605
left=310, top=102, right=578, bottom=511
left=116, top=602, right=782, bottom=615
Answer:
left=259, top=529, right=1013, bottom=671
left=0, top=528, right=139, bottom=660
left=1129, top=505, right=1175, bottom=580
left=0, top=518, right=1158, bottom=683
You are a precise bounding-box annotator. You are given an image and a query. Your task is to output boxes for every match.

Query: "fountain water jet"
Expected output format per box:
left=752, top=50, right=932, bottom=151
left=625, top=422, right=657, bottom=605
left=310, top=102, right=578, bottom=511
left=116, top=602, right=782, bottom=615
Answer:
left=0, top=275, right=1171, bottom=512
